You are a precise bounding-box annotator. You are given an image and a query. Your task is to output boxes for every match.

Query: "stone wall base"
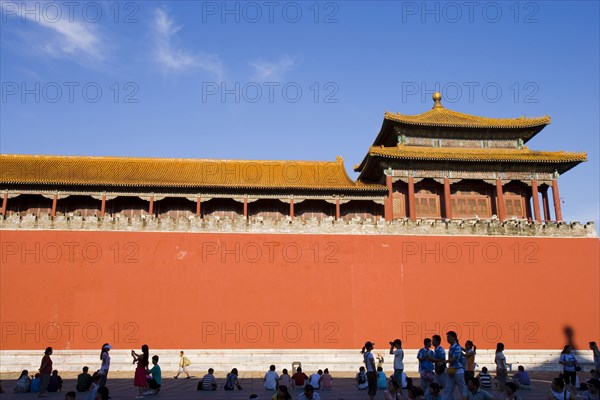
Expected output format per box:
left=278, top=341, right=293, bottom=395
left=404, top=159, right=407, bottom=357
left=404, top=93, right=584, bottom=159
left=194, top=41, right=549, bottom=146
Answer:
left=0, top=349, right=595, bottom=374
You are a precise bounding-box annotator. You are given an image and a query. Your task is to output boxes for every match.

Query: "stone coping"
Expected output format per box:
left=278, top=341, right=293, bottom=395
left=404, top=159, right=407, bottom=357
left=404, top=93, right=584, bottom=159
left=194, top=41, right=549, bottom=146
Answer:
left=0, top=214, right=597, bottom=238
left=1, top=349, right=595, bottom=374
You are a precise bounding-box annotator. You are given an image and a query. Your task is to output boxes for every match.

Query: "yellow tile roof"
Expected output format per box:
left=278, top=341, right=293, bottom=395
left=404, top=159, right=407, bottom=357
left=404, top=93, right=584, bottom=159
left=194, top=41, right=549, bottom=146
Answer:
left=0, top=154, right=384, bottom=191
left=384, top=96, right=550, bottom=129
left=368, top=145, right=587, bottom=163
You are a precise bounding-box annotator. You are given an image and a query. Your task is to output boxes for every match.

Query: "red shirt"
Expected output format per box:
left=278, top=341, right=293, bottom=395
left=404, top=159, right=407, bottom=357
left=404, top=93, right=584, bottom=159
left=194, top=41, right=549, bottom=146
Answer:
left=292, top=372, right=308, bottom=386
left=40, top=355, right=52, bottom=374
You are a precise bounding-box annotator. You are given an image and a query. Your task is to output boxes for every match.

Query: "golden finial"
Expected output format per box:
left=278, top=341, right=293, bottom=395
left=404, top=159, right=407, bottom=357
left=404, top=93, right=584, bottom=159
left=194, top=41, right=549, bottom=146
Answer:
left=432, top=92, right=443, bottom=108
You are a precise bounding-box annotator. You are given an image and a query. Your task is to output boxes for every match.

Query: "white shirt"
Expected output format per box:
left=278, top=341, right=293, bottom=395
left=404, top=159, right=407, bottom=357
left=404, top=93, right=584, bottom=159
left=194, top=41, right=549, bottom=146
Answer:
left=264, top=370, right=279, bottom=390
left=393, top=349, right=404, bottom=369
left=364, top=351, right=376, bottom=372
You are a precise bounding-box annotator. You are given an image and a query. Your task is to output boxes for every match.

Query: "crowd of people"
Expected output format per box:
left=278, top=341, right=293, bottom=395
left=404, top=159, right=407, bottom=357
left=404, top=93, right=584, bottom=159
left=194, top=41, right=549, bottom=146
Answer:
left=4, top=339, right=600, bottom=399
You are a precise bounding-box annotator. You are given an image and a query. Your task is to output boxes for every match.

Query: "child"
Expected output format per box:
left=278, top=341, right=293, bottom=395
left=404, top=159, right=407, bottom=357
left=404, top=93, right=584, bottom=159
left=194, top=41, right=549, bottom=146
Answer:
left=65, top=391, right=76, bottom=400
left=584, top=379, right=599, bottom=400
left=320, top=368, right=333, bottom=390
left=13, top=370, right=31, bottom=393
left=408, top=386, right=425, bottom=400
left=86, top=373, right=102, bottom=400
left=30, top=373, right=41, bottom=393
left=377, top=366, right=388, bottom=389
left=47, top=369, right=63, bottom=392
left=280, top=368, right=292, bottom=388
left=146, top=355, right=162, bottom=395
left=478, top=367, right=493, bottom=390
left=549, top=377, right=571, bottom=400
left=425, top=383, right=442, bottom=400
left=77, top=366, right=92, bottom=392
left=384, top=379, right=402, bottom=400
left=503, top=382, right=520, bottom=400
left=356, top=366, right=368, bottom=390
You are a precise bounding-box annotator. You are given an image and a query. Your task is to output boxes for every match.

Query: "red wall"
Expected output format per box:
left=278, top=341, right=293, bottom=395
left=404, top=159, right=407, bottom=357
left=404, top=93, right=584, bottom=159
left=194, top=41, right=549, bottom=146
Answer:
left=1, top=230, right=598, bottom=350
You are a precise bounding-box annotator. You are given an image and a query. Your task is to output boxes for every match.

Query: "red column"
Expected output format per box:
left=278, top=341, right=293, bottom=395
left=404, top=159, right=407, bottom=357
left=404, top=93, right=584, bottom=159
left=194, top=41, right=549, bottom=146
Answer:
left=243, top=197, right=248, bottom=220
left=384, top=175, right=393, bottom=221
left=149, top=194, right=154, bottom=215
left=290, top=198, right=294, bottom=221
left=100, top=193, right=106, bottom=217
left=408, top=176, right=416, bottom=221
left=443, top=177, right=452, bottom=220
left=1, top=192, right=7, bottom=216
left=335, top=198, right=340, bottom=220
left=541, top=188, right=551, bottom=221
left=552, top=179, right=563, bottom=221
left=196, top=195, right=201, bottom=217
left=531, top=179, right=541, bottom=222
left=495, top=179, right=505, bottom=222
left=51, top=193, right=57, bottom=218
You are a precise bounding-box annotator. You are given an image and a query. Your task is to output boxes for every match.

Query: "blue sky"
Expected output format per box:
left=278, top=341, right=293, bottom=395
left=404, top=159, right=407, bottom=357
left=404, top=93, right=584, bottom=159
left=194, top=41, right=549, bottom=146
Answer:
left=1, top=1, right=598, bottom=225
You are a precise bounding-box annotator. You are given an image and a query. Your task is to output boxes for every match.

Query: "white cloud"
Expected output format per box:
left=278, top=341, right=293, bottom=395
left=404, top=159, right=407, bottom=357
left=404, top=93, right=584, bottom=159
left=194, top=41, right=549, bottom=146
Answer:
left=152, top=8, right=224, bottom=79
left=0, top=1, right=104, bottom=61
left=250, top=55, right=296, bottom=81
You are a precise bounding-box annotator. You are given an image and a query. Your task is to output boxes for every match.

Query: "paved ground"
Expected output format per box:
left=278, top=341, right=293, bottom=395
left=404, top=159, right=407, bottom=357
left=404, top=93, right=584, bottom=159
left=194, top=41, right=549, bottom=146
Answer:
left=0, top=372, right=561, bottom=400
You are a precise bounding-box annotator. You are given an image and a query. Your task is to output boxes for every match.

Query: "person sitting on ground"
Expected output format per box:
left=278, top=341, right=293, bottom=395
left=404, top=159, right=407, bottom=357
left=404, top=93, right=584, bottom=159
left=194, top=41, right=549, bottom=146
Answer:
left=30, top=373, right=41, bottom=393
left=86, top=373, right=102, bottom=400
left=65, top=391, right=76, bottom=400
left=477, top=367, right=493, bottom=390
left=200, top=368, right=217, bottom=391
left=224, top=368, right=242, bottom=390
left=512, top=365, right=531, bottom=390
left=356, top=366, right=368, bottom=390
left=77, top=366, right=93, bottom=392
left=408, top=386, right=425, bottom=400
left=264, top=365, right=279, bottom=390
left=291, top=367, right=309, bottom=389
left=384, top=379, right=402, bottom=400
left=96, top=385, right=111, bottom=400
left=320, top=368, right=333, bottom=390
left=14, top=370, right=31, bottom=393
left=424, top=383, right=442, bottom=400
left=377, top=366, right=388, bottom=389
left=503, top=382, right=520, bottom=400
left=298, top=384, right=321, bottom=400
left=47, top=369, right=63, bottom=392
left=309, top=369, right=322, bottom=390
left=272, top=385, right=292, bottom=400
left=584, top=379, right=600, bottom=400
left=279, top=368, right=291, bottom=388
left=466, top=377, right=494, bottom=400
left=549, top=377, right=571, bottom=400
left=146, top=355, right=162, bottom=395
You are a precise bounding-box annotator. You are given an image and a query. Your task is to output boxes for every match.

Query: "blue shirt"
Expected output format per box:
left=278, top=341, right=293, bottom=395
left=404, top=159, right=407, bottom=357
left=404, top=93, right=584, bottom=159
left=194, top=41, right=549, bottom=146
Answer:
left=434, top=346, right=446, bottom=363
left=418, top=348, right=434, bottom=371
left=149, top=364, right=162, bottom=385
left=448, top=343, right=464, bottom=370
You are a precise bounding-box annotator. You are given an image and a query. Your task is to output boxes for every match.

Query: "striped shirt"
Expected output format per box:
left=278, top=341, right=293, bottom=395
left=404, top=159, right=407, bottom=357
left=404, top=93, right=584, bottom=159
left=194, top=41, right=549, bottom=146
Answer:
left=479, top=373, right=492, bottom=389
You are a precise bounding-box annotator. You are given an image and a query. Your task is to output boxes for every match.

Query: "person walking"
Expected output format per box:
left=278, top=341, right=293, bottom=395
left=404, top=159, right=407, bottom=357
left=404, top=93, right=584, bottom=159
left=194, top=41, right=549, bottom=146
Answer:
left=174, top=351, right=191, bottom=379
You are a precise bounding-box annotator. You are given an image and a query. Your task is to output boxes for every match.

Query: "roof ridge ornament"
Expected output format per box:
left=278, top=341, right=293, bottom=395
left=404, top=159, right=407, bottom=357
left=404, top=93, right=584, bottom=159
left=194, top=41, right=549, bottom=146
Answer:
left=432, top=91, right=443, bottom=109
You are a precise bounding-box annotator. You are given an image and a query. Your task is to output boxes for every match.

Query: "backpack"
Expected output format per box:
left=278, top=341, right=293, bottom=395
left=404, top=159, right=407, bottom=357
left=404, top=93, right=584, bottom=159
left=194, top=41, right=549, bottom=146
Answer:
left=184, top=357, right=191, bottom=367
